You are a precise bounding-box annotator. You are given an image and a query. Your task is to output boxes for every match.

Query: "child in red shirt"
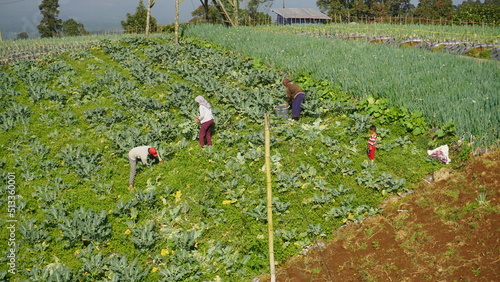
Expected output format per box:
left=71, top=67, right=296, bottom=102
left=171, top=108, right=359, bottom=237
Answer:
left=367, top=125, right=377, bottom=162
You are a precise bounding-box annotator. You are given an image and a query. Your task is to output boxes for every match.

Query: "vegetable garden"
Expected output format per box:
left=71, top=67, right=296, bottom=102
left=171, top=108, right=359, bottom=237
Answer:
left=0, top=28, right=492, bottom=281
left=184, top=24, right=500, bottom=146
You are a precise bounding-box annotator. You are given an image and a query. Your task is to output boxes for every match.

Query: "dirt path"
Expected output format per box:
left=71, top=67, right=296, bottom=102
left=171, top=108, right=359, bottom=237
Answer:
left=272, top=148, right=499, bottom=281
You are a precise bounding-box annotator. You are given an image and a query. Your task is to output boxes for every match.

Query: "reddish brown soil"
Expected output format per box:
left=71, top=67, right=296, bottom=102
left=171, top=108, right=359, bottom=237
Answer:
left=268, top=149, right=500, bottom=281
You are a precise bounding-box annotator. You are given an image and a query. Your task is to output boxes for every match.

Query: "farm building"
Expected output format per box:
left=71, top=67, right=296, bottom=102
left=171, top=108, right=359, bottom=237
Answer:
left=271, top=8, right=331, bottom=25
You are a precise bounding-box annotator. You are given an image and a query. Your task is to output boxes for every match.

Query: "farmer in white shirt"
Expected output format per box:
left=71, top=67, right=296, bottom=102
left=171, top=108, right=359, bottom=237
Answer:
left=128, top=146, right=163, bottom=188
left=195, top=95, right=215, bottom=147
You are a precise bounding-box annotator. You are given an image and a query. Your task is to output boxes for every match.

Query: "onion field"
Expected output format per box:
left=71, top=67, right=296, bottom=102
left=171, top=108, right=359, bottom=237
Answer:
left=185, top=24, right=500, bottom=146
left=0, top=30, right=484, bottom=281
left=257, top=22, right=500, bottom=44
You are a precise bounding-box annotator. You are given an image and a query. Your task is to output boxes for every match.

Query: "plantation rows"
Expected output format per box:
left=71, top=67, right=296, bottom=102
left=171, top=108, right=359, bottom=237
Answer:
left=0, top=34, right=140, bottom=66
left=258, top=23, right=500, bottom=60
left=311, top=33, right=500, bottom=61
left=185, top=25, right=500, bottom=146
left=0, top=34, right=443, bottom=280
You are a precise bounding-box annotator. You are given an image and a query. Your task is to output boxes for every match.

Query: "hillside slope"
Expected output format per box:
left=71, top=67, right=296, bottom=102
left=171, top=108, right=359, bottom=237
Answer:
left=1, top=34, right=448, bottom=281
left=271, top=148, right=499, bottom=281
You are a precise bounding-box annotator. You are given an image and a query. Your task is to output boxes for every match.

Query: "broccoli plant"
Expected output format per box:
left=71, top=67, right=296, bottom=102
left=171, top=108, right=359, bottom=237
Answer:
left=131, top=221, right=158, bottom=252
left=18, top=218, right=51, bottom=245
left=23, top=263, right=74, bottom=282
left=56, top=145, right=102, bottom=179
left=58, top=207, right=111, bottom=247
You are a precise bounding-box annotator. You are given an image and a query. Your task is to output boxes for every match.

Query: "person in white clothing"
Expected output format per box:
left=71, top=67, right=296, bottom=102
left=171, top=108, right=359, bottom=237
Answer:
left=128, top=146, right=163, bottom=188
left=195, top=96, right=215, bottom=147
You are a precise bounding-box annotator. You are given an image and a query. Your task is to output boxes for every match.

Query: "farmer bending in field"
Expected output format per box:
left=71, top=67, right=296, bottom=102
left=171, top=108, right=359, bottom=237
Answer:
left=128, top=146, right=163, bottom=189
left=282, top=78, right=305, bottom=121
left=195, top=95, right=215, bottom=147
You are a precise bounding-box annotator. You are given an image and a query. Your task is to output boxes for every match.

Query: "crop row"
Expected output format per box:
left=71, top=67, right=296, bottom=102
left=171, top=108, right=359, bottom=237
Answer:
left=258, top=22, right=500, bottom=44
left=0, top=33, right=143, bottom=65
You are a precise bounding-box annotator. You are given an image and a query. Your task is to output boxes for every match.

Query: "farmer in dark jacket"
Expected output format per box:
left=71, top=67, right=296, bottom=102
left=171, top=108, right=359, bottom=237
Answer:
left=128, top=146, right=163, bottom=188
left=283, top=78, right=305, bottom=121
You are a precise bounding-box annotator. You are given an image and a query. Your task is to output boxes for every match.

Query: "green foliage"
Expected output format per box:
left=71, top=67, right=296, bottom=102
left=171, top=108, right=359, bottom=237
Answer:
left=56, top=145, right=102, bottom=179
left=131, top=221, right=157, bottom=252
left=415, top=0, right=454, bottom=19
left=121, top=0, right=158, bottom=33
left=0, top=102, right=31, bottom=132
left=106, top=255, right=149, bottom=281
left=62, top=18, right=88, bottom=37
left=19, top=218, right=51, bottom=245
left=0, top=33, right=445, bottom=281
left=58, top=207, right=111, bottom=247
left=17, top=32, right=29, bottom=40
left=356, top=169, right=407, bottom=195
left=37, top=0, right=63, bottom=38
left=429, top=122, right=457, bottom=148
left=453, top=3, right=500, bottom=24
left=24, top=263, right=74, bottom=281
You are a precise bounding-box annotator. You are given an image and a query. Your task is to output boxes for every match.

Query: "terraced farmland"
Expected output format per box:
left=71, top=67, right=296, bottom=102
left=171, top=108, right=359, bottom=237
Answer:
left=0, top=28, right=494, bottom=281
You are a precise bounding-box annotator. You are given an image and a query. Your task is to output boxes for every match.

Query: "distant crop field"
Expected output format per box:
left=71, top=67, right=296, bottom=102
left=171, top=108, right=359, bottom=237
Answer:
left=0, top=33, right=138, bottom=65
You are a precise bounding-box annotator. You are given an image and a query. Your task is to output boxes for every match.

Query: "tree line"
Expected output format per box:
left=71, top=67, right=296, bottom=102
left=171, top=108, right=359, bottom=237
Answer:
left=317, top=0, right=499, bottom=24
left=28, top=0, right=274, bottom=40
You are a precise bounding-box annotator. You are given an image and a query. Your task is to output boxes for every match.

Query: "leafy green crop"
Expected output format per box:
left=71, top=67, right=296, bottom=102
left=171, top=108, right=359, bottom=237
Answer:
left=58, top=207, right=111, bottom=247
left=0, top=33, right=446, bottom=281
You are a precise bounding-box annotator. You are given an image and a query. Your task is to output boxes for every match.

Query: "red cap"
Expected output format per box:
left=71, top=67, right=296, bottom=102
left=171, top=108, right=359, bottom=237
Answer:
left=148, top=147, right=158, bottom=157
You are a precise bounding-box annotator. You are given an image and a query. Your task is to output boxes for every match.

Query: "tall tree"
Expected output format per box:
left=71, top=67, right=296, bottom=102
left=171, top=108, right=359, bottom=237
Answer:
left=246, top=0, right=273, bottom=16
left=191, top=4, right=224, bottom=23
left=317, top=0, right=355, bottom=20
left=352, top=0, right=370, bottom=18
left=433, top=0, right=454, bottom=18
left=453, top=1, right=500, bottom=23
left=484, top=0, right=500, bottom=5
left=62, top=19, right=88, bottom=37
left=387, top=0, right=414, bottom=16
left=415, top=0, right=453, bottom=19
left=38, top=0, right=62, bottom=38
left=146, top=0, right=157, bottom=37
left=366, top=0, right=390, bottom=17
left=121, top=0, right=157, bottom=33
left=241, top=0, right=272, bottom=24
left=199, top=0, right=210, bottom=22
left=213, top=0, right=240, bottom=26
left=192, top=0, right=272, bottom=25
left=16, top=32, right=29, bottom=40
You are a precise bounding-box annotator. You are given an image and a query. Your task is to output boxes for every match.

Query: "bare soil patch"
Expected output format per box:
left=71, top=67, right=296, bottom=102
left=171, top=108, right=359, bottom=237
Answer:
left=270, top=148, right=499, bottom=281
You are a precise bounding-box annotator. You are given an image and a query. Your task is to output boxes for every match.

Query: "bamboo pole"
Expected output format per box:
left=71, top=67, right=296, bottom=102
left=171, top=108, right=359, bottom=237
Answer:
left=146, top=0, right=151, bottom=37
left=264, top=114, right=276, bottom=282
